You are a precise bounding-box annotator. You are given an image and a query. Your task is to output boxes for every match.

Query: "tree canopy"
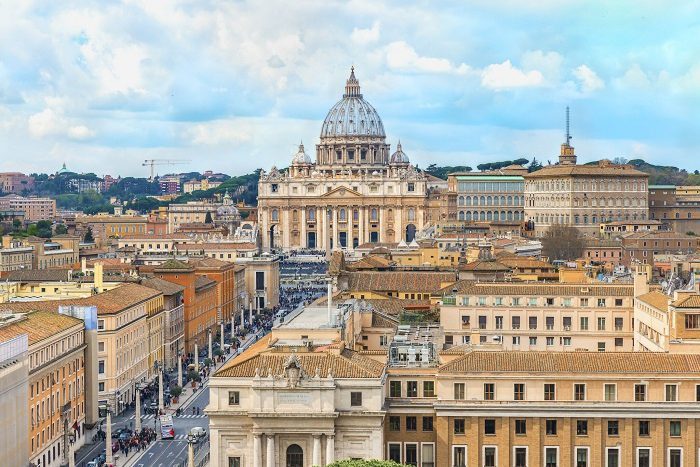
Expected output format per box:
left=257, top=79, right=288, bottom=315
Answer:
left=541, top=225, right=585, bottom=261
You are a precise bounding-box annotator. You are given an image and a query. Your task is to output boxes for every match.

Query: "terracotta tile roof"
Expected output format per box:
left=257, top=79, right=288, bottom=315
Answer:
left=347, top=271, right=456, bottom=293
left=525, top=163, right=649, bottom=178
left=215, top=345, right=385, bottom=379
left=348, top=255, right=395, bottom=270
left=672, top=294, right=700, bottom=309
left=436, top=281, right=633, bottom=297
left=328, top=251, right=346, bottom=275
left=3, top=270, right=72, bottom=282
left=141, top=277, right=185, bottom=296
left=458, top=260, right=510, bottom=272
left=188, top=257, right=232, bottom=268
left=195, top=276, right=217, bottom=291
left=371, top=311, right=399, bottom=328
left=0, top=310, right=82, bottom=346
left=155, top=259, right=193, bottom=271
left=439, top=351, right=700, bottom=374
left=0, top=283, right=162, bottom=315
left=499, top=257, right=556, bottom=270
left=637, top=291, right=670, bottom=311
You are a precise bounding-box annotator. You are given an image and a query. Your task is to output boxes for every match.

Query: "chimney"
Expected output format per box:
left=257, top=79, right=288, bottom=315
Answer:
left=633, top=263, right=650, bottom=297
left=94, top=262, right=104, bottom=293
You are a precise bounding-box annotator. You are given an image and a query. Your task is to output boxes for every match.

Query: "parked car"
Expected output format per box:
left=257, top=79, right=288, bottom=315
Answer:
left=190, top=426, right=207, bottom=438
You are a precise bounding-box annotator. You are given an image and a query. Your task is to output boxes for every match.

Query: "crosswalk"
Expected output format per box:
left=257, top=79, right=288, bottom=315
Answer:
left=128, top=414, right=207, bottom=420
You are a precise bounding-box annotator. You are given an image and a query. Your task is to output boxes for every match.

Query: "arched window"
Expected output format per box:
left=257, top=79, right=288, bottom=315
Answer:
left=458, top=211, right=465, bottom=221
left=479, top=211, right=486, bottom=221
left=292, top=210, right=298, bottom=221
left=487, top=196, right=493, bottom=206
left=486, top=211, right=493, bottom=221
left=500, top=195, right=506, bottom=206
left=271, top=209, right=279, bottom=222
left=480, top=196, right=486, bottom=206
left=308, top=209, right=316, bottom=221
left=286, top=444, right=303, bottom=467
left=465, top=196, right=472, bottom=206
left=339, top=209, right=346, bottom=221
left=353, top=209, right=359, bottom=221
left=371, top=208, right=378, bottom=221
left=458, top=196, right=464, bottom=206
left=408, top=208, right=415, bottom=222
left=465, top=211, right=472, bottom=221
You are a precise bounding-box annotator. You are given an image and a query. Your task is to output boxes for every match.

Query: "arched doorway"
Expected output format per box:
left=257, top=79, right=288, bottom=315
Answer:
left=307, top=231, right=316, bottom=249
left=286, top=444, right=303, bottom=467
left=269, top=225, right=278, bottom=250
left=405, top=224, right=416, bottom=242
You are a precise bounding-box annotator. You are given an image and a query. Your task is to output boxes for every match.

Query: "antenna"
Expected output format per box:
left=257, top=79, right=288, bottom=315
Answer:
left=565, top=106, right=572, bottom=146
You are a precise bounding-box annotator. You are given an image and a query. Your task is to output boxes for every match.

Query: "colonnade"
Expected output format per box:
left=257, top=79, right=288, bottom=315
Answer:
left=251, top=433, right=335, bottom=467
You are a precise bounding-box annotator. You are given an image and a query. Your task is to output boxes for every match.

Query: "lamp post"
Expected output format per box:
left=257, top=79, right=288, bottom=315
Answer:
left=177, top=351, right=183, bottom=390
left=135, top=383, right=143, bottom=433
left=208, top=329, right=213, bottom=363
left=220, top=321, right=225, bottom=359
left=194, top=343, right=199, bottom=373
left=67, top=431, right=76, bottom=467
left=105, top=410, right=113, bottom=467
left=156, top=361, right=164, bottom=413
left=187, top=433, right=196, bottom=467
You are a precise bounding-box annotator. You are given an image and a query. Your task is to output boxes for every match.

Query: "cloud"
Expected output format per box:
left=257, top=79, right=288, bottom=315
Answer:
left=522, top=50, right=563, bottom=83
left=386, top=41, right=471, bottom=75
left=68, top=125, right=96, bottom=140
left=481, top=60, right=544, bottom=90
left=186, top=120, right=253, bottom=146
left=351, top=21, right=380, bottom=45
left=28, top=108, right=95, bottom=140
left=573, top=65, right=605, bottom=92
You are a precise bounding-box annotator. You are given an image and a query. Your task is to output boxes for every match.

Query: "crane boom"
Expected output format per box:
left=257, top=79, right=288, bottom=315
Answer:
left=142, top=159, right=191, bottom=180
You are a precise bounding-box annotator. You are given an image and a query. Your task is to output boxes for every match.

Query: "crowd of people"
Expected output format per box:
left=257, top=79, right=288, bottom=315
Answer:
left=115, top=428, right=158, bottom=456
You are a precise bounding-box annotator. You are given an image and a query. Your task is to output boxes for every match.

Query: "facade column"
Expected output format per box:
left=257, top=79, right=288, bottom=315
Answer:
left=266, top=434, right=275, bottom=467
left=253, top=434, right=262, bottom=467
left=332, top=207, right=338, bottom=250
left=379, top=207, right=385, bottom=243
left=320, top=205, right=326, bottom=251
left=358, top=205, right=364, bottom=246
left=325, top=435, right=335, bottom=465
left=313, top=435, right=322, bottom=467
left=261, top=210, right=269, bottom=252
left=348, top=206, right=354, bottom=252
left=395, top=206, right=403, bottom=243
left=301, top=208, right=307, bottom=249
left=282, top=208, right=290, bottom=250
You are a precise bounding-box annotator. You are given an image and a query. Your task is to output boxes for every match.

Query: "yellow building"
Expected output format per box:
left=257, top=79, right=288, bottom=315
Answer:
left=0, top=311, right=86, bottom=467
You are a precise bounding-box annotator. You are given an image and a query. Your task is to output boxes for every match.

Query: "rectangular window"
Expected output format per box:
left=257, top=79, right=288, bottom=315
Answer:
left=423, top=381, right=435, bottom=397
left=604, top=384, right=616, bottom=401
left=637, top=448, right=651, bottom=467
left=484, top=447, right=497, bottom=467
left=454, top=418, right=465, bottom=434
left=390, top=381, right=402, bottom=397
left=615, top=337, right=623, bottom=347
left=514, top=383, right=525, bottom=400
left=453, top=383, right=465, bottom=400
left=608, top=420, right=619, bottom=436
left=597, top=317, right=606, bottom=330
left=407, top=381, right=418, bottom=397
left=513, top=336, right=521, bottom=345
left=580, top=316, right=589, bottom=330
left=479, top=315, right=487, bottom=329
left=670, top=420, right=681, bottom=437
left=422, top=416, right=434, bottom=432
left=255, top=271, right=265, bottom=291
left=544, top=447, right=558, bottom=467
left=228, top=457, right=241, bottom=467
left=515, top=419, right=527, bottom=435
left=98, top=360, right=105, bottom=374
left=421, top=443, right=434, bottom=467
left=405, top=443, right=417, bottom=467
left=484, top=383, right=494, bottom=400
left=575, top=447, right=589, bottom=467
left=545, top=419, right=557, bottom=435
left=228, top=391, right=240, bottom=405
left=696, top=384, right=700, bottom=402
left=598, top=342, right=606, bottom=352
left=614, top=317, right=624, bottom=330
left=634, top=384, right=647, bottom=402
left=484, top=419, right=496, bottom=435
left=546, top=316, right=555, bottom=330
left=350, top=392, right=362, bottom=406
left=388, top=443, right=401, bottom=463
left=544, top=383, right=556, bottom=401
left=606, top=448, right=620, bottom=467
left=512, top=316, right=521, bottom=329
left=665, top=384, right=678, bottom=402
left=389, top=416, right=400, bottom=431
left=598, top=298, right=607, bottom=307
left=580, top=298, right=589, bottom=307
left=529, top=316, right=538, bottom=329
left=546, top=336, right=554, bottom=346
left=574, top=384, right=586, bottom=401
left=452, top=446, right=467, bottom=467
left=576, top=420, right=588, bottom=436
left=529, top=336, right=537, bottom=345
left=668, top=448, right=682, bottom=467
left=514, top=447, right=527, bottom=467
left=495, top=316, right=503, bottom=329
left=405, top=416, right=417, bottom=431
left=638, top=420, right=650, bottom=437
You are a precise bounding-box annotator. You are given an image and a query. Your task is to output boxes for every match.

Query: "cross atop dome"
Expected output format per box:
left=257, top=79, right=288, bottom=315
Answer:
left=344, top=66, right=362, bottom=98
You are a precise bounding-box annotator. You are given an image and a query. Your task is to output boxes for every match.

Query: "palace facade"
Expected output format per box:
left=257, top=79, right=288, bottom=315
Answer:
left=258, top=68, right=428, bottom=252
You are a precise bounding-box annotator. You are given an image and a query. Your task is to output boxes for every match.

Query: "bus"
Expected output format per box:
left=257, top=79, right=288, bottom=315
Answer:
left=160, top=414, right=175, bottom=440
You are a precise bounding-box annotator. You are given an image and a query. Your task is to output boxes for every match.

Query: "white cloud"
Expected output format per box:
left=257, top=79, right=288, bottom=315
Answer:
left=28, top=108, right=95, bottom=140
left=68, top=125, right=96, bottom=140
left=386, top=41, right=471, bottom=75
left=573, top=64, right=605, bottom=92
left=481, top=60, right=544, bottom=90
left=351, top=21, right=380, bottom=45
left=522, top=50, right=563, bottom=83
left=187, top=120, right=253, bottom=145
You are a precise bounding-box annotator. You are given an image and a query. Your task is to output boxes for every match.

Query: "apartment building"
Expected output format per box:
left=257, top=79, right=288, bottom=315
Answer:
left=649, top=185, right=700, bottom=234
left=437, top=282, right=635, bottom=352
left=0, top=311, right=86, bottom=467
left=70, top=213, right=148, bottom=246
left=446, top=169, right=526, bottom=223
left=0, top=194, right=56, bottom=221
left=142, top=277, right=185, bottom=371
left=167, top=200, right=222, bottom=233
left=190, top=257, right=238, bottom=323
left=0, top=334, right=29, bottom=467
left=26, top=235, right=80, bottom=270
left=0, top=235, right=33, bottom=271
left=620, top=231, right=699, bottom=267
left=0, top=172, right=34, bottom=194
left=236, top=255, right=281, bottom=310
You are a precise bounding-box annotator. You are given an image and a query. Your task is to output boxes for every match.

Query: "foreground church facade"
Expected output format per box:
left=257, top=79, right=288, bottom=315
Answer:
left=258, top=68, right=428, bottom=252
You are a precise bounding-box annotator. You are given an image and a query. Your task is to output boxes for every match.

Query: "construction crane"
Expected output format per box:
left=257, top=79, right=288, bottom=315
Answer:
left=142, top=159, right=191, bottom=180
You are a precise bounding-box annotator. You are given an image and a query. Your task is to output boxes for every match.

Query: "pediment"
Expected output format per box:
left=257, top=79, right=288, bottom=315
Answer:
left=321, top=186, right=362, bottom=198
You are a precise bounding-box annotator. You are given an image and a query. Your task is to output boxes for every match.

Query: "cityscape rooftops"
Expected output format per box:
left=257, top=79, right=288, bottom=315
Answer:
left=0, top=310, right=82, bottom=345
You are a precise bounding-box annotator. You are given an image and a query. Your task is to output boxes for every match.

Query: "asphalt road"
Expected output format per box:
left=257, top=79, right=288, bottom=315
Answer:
left=129, top=388, right=210, bottom=467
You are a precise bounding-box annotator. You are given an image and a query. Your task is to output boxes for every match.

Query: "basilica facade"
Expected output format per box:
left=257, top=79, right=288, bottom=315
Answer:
left=257, top=68, right=428, bottom=252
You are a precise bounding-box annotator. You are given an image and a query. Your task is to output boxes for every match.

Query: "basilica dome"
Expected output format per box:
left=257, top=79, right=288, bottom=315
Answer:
left=320, top=67, right=385, bottom=139
left=389, top=141, right=409, bottom=164
left=291, top=142, right=311, bottom=165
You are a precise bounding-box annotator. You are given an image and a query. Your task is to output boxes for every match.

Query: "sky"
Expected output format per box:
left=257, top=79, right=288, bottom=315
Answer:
left=1, top=0, right=699, bottom=177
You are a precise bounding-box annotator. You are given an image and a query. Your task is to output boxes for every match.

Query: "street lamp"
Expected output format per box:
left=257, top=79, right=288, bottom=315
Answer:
left=155, top=361, right=164, bottom=413
left=135, top=383, right=144, bottom=433
left=187, top=433, right=197, bottom=467
left=207, top=329, right=213, bottom=363
left=177, top=351, right=183, bottom=392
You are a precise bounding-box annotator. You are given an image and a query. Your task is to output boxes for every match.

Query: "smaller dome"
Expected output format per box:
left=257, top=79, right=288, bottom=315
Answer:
left=217, top=190, right=240, bottom=218
left=389, top=141, right=409, bottom=164
left=291, top=142, right=311, bottom=165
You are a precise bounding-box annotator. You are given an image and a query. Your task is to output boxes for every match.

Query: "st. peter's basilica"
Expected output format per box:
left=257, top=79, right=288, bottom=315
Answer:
left=258, top=68, right=428, bottom=252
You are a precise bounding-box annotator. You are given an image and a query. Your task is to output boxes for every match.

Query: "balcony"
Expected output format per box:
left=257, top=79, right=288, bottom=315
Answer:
left=442, top=296, right=456, bottom=306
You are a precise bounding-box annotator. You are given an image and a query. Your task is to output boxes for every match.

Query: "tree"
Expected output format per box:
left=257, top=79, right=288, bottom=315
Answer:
left=83, top=227, right=94, bottom=243
left=169, top=385, right=183, bottom=399
left=327, top=460, right=407, bottom=467
left=187, top=369, right=201, bottom=382
left=541, top=225, right=585, bottom=261
left=528, top=158, right=543, bottom=173
left=54, top=224, right=68, bottom=235
left=205, top=211, right=213, bottom=224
